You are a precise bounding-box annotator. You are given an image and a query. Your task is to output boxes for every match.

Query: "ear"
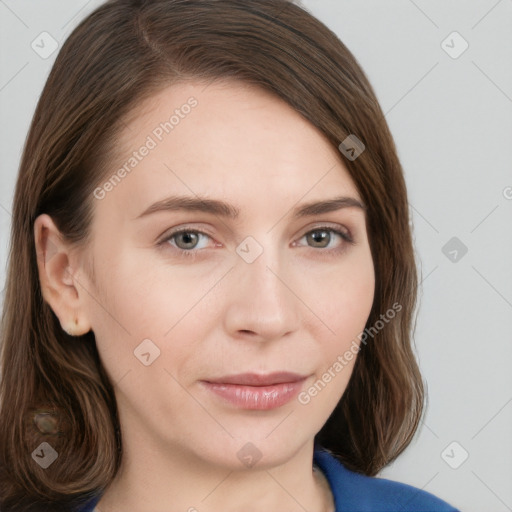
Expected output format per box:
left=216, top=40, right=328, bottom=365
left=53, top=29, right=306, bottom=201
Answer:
left=34, top=214, right=92, bottom=337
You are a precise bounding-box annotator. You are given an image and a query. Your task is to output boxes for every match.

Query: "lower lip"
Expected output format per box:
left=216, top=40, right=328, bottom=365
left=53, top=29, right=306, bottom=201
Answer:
left=201, top=378, right=307, bottom=410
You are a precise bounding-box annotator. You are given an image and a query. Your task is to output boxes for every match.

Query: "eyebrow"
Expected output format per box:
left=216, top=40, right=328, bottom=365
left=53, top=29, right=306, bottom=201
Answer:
left=134, top=194, right=366, bottom=220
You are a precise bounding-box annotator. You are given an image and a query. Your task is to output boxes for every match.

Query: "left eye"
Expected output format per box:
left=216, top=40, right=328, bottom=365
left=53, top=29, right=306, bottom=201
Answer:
left=297, top=227, right=353, bottom=249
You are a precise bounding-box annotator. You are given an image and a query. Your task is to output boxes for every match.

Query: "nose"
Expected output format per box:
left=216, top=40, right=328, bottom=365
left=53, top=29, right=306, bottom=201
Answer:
left=222, top=242, right=300, bottom=343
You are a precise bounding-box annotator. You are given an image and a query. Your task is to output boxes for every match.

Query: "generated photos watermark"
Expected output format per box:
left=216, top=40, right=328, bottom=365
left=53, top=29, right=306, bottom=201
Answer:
left=298, top=301, right=402, bottom=405
left=93, top=96, right=198, bottom=200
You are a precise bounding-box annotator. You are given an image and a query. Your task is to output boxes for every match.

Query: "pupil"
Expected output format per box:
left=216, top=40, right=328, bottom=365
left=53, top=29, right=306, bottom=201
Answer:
left=180, top=232, right=196, bottom=247
left=310, top=230, right=328, bottom=247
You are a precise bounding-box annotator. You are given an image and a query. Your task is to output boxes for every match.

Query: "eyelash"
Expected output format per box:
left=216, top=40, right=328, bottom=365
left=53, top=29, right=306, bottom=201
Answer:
left=158, top=226, right=354, bottom=260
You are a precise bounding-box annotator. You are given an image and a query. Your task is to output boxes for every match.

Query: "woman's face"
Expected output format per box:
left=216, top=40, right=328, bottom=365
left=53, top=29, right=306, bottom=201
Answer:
left=80, top=80, right=375, bottom=468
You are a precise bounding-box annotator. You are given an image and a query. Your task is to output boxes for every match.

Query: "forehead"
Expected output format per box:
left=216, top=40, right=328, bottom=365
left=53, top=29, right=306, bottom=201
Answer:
left=94, top=79, right=361, bottom=222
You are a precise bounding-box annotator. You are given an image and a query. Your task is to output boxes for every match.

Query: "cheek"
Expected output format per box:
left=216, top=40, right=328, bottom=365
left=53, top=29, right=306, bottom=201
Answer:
left=297, top=255, right=374, bottom=414
left=311, top=247, right=375, bottom=334
left=313, top=249, right=375, bottom=368
left=86, top=248, right=217, bottom=378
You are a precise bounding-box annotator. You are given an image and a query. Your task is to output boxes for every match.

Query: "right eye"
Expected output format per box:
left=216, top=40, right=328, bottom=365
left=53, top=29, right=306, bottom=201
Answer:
left=159, top=229, right=215, bottom=258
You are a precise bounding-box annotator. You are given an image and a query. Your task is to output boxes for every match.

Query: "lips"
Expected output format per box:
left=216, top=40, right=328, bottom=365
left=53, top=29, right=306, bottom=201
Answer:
left=203, top=371, right=307, bottom=386
left=200, top=372, right=309, bottom=410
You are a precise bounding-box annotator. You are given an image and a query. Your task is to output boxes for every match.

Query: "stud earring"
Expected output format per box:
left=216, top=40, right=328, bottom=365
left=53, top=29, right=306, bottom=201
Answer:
left=63, top=317, right=81, bottom=336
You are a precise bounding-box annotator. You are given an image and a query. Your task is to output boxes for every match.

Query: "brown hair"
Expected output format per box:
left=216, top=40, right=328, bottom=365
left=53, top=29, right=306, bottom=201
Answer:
left=0, top=0, right=423, bottom=508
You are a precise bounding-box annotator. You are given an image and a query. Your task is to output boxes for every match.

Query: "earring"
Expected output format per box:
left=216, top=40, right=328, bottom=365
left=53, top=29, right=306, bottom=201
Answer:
left=63, top=317, right=81, bottom=336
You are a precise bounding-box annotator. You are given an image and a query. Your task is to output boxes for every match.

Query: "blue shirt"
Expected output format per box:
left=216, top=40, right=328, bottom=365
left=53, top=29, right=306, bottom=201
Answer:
left=75, top=446, right=459, bottom=512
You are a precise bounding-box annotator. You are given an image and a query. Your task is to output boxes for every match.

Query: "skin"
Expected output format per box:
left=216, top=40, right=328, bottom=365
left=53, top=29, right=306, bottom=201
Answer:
left=34, top=80, right=375, bottom=512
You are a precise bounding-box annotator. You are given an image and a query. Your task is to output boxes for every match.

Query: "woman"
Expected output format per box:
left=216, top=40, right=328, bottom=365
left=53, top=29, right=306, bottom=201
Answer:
left=0, top=0, right=459, bottom=510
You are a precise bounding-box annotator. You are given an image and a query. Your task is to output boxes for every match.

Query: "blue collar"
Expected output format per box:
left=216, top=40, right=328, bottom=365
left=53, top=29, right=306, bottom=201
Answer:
left=312, top=445, right=458, bottom=512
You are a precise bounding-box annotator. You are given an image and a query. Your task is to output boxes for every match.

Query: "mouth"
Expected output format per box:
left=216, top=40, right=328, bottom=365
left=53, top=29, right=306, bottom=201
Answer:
left=203, top=371, right=308, bottom=386
left=200, top=372, right=310, bottom=410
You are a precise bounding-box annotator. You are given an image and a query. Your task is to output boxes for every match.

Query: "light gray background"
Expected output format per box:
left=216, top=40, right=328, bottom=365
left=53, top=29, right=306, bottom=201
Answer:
left=1, top=1, right=511, bottom=511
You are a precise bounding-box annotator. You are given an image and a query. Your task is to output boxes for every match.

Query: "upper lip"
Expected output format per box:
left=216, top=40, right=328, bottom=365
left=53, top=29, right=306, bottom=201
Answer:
left=203, top=372, right=308, bottom=386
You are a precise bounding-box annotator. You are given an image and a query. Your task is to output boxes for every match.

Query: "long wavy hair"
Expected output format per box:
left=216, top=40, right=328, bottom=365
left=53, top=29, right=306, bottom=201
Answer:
left=0, top=0, right=423, bottom=509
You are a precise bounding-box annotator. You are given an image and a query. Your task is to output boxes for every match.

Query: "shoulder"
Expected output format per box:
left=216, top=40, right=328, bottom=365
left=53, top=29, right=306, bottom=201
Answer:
left=313, top=447, right=460, bottom=512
